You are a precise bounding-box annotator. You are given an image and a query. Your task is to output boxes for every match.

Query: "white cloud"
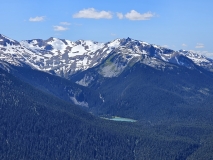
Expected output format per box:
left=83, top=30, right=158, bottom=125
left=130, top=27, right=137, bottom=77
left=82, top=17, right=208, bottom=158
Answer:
left=125, top=10, right=155, bottom=20
left=182, top=43, right=187, bottom=47
left=29, top=16, right=45, bottom=22
left=195, top=43, right=204, bottom=48
left=162, top=45, right=169, bottom=48
left=73, top=8, right=112, bottom=19
left=73, top=23, right=82, bottom=26
left=60, top=22, right=71, bottom=25
left=53, top=26, right=69, bottom=31
left=117, top=12, right=124, bottom=19
left=111, top=33, right=116, bottom=36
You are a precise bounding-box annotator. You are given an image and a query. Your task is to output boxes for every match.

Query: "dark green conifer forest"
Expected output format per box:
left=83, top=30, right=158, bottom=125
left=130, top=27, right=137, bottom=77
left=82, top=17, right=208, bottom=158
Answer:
left=1, top=64, right=213, bottom=159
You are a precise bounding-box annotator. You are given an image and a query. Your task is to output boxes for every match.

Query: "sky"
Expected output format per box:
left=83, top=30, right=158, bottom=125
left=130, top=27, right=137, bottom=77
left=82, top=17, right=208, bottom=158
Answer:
left=0, top=0, right=213, bottom=57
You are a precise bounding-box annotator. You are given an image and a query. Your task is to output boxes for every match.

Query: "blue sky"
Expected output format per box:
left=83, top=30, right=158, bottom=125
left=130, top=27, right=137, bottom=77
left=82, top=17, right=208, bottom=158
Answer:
left=1, top=0, right=213, bottom=57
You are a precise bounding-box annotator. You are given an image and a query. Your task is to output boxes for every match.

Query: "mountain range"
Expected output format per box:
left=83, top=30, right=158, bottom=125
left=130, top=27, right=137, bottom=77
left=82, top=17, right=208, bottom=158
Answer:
left=1, top=33, right=213, bottom=159
left=1, top=33, right=213, bottom=79
left=1, top=33, right=213, bottom=118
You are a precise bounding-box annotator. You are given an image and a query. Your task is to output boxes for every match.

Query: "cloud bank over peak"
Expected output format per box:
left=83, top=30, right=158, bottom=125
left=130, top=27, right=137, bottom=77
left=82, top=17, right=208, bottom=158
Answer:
left=195, top=43, right=205, bottom=49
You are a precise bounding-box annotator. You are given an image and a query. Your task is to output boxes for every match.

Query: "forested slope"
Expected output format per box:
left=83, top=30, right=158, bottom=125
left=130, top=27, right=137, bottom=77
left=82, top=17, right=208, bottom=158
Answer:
left=0, top=68, right=205, bottom=159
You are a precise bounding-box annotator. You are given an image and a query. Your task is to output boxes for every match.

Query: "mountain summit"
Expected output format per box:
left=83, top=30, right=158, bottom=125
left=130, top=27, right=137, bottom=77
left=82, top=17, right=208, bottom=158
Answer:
left=0, top=34, right=213, bottom=79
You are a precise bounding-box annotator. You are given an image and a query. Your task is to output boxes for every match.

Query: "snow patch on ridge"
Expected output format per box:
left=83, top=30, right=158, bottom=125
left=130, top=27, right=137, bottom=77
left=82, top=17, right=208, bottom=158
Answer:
left=47, top=38, right=66, bottom=51
left=70, top=97, right=89, bottom=107
left=76, top=75, right=94, bottom=86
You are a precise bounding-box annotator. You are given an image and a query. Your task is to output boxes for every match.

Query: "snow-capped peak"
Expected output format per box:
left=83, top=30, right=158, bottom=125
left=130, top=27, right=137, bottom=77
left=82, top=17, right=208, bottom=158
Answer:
left=0, top=34, right=15, bottom=42
left=1, top=34, right=213, bottom=79
left=107, top=38, right=121, bottom=48
left=0, top=34, right=20, bottom=46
